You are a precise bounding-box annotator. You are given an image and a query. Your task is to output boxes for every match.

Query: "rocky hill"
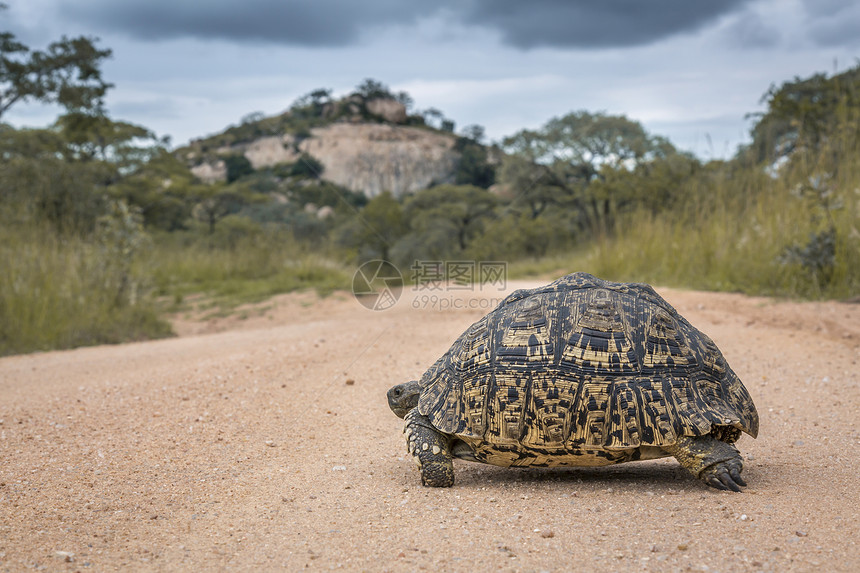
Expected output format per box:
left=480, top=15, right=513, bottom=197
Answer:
left=180, top=91, right=474, bottom=198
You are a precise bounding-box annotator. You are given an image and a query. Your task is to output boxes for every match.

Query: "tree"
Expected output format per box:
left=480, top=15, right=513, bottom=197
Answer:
left=338, top=191, right=406, bottom=261
left=1, top=115, right=168, bottom=235
left=454, top=138, right=495, bottom=188
left=109, top=149, right=198, bottom=231
left=224, top=154, right=254, bottom=183
left=289, top=153, right=324, bottom=178
left=460, top=124, right=486, bottom=143
left=395, top=90, right=414, bottom=112
left=354, top=78, right=392, bottom=100
left=241, top=111, right=265, bottom=125
left=0, top=125, right=106, bottom=234
left=1, top=8, right=112, bottom=119
left=192, top=184, right=246, bottom=235
left=511, top=111, right=671, bottom=178
left=501, top=110, right=677, bottom=233
left=55, top=112, right=161, bottom=166
left=498, top=154, right=572, bottom=219
left=745, top=64, right=860, bottom=164
left=421, top=107, right=444, bottom=129
left=404, top=185, right=497, bottom=251
left=289, top=88, right=332, bottom=118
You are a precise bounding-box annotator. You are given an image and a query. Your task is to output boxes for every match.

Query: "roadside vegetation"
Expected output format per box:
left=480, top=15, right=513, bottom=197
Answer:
left=2, top=13, right=858, bottom=355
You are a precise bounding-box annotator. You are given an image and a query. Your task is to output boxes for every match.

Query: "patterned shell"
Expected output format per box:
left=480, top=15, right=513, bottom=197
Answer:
left=417, top=273, right=759, bottom=452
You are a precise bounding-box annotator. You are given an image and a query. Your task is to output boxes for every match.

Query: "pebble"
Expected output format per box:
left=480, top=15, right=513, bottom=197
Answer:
left=540, top=530, right=555, bottom=538
left=332, top=465, right=346, bottom=471
left=54, top=551, right=74, bottom=562
left=345, top=379, right=355, bottom=385
left=795, top=530, right=808, bottom=537
left=677, top=544, right=689, bottom=551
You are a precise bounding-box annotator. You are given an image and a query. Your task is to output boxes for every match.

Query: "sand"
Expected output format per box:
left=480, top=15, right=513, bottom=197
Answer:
left=1, top=280, right=858, bottom=572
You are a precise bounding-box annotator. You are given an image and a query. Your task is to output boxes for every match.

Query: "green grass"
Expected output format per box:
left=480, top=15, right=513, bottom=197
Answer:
left=145, top=231, right=353, bottom=313
left=0, top=225, right=172, bottom=356
left=512, top=150, right=860, bottom=299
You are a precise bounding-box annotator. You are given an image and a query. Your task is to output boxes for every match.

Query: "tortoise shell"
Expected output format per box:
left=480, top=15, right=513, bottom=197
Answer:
left=416, top=272, right=759, bottom=468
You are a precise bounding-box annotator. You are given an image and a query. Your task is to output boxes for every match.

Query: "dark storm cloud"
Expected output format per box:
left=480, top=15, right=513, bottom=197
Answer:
left=458, top=0, right=753, bottom=49
left=58, top=0, right=441, bottom=46
left=58, top=0, right=753, bottom=48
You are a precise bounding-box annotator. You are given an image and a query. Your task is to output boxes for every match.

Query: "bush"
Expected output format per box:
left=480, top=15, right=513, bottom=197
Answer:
left=289, top=153, right=324, bottom=178
left=0, top=224, right=171, bottom=356
left=224, top=154, right=254, bottom=182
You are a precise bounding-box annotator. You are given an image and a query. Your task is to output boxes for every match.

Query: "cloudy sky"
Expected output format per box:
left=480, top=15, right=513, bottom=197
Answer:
left=4, top=0, right=860, bottom=158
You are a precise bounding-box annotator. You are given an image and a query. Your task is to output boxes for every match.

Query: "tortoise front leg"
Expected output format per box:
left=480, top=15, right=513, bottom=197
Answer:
left=664, top=434, right=747, bottom=492
left=404, top=409, right=454, bottom=487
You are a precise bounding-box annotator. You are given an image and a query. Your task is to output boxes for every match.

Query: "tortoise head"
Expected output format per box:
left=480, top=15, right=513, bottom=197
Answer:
left=387, top=380, right=421, bottom=419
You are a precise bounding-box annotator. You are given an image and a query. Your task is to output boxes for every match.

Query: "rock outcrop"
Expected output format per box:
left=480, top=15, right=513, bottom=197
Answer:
left=189, top=122, right=459, bottom=198
left=298, top=124, right=457, bottom=197
left=243, top=135, right=299, bottom=169
left=190, top=160, right=227, bottom=183
left=365, top=98, right=407, bottom=123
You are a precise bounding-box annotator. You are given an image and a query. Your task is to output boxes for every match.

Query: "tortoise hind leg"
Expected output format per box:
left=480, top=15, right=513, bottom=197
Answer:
left=664, top=434, right=747, bottom=492
left=404, top=409, right=454, bottom=487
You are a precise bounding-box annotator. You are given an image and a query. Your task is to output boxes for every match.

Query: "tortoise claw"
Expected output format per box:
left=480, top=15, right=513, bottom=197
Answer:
left=705, top=476, right=729, bottom=491
left=730, top=467, right=747, bottom=487
left=701, top=458, right=745, bottom=492
left=716, top=468, right=742, bottom=492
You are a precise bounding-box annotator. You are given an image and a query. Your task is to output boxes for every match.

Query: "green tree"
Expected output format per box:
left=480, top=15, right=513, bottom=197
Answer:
left=395, top=91, right=414, bottom=112
left=224, top=153, right=254, bottom=183
left=0, top=125, right=105, bottom=234
left=1, top=9, right=112, bottom=119
left=288, top=179, right=366, bottom=210
left=454, top=140, right=496, bottom=188
left=460, top=124, right=486, bottom=143
left=498, top=154, right=570, bottom=218
left=746, top=64, right=860, bottom=164
left=0, top=116, right=164, bottom=235
left=501, top=111, right=676, bottom=233
left=338, top=191, right=406, bottom=261
left=589, top=151, right=700, bottom=216
left=289, top=88, right=332, bottom=119
left=289, top=153, right=324, bottom=178
left=56, top=112, right=162, bottom=166
left=109, top=149, right=198, bottom=231
left=192, top=184, right=248, bottom=235
left=354, top=78, right=393, bottom=100
left=403, top=184, right=497, bottom=252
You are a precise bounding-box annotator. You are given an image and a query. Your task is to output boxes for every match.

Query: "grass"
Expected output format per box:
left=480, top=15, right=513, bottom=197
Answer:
left=3, top=108, right=858, bottom=357
left=512, top=149, right=860, bottom=300
left=145, top=231, right=353, bottom=314
left=0, top=225, right=172, bottom=356
left=0, top=225, right=354, bottom=356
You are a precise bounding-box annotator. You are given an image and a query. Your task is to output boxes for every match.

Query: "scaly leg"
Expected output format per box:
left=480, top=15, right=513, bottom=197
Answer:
left=664, top=434, right=747, bottom=492
left=404, top=409, right=454, bottom=487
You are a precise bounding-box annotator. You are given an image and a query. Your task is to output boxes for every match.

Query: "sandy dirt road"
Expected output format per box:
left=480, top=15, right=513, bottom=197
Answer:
left=1, top=279, right=859, bottom=572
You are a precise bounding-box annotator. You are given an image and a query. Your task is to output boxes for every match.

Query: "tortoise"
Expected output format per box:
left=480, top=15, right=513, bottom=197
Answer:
left=388, top=272, right=759, bottom=491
